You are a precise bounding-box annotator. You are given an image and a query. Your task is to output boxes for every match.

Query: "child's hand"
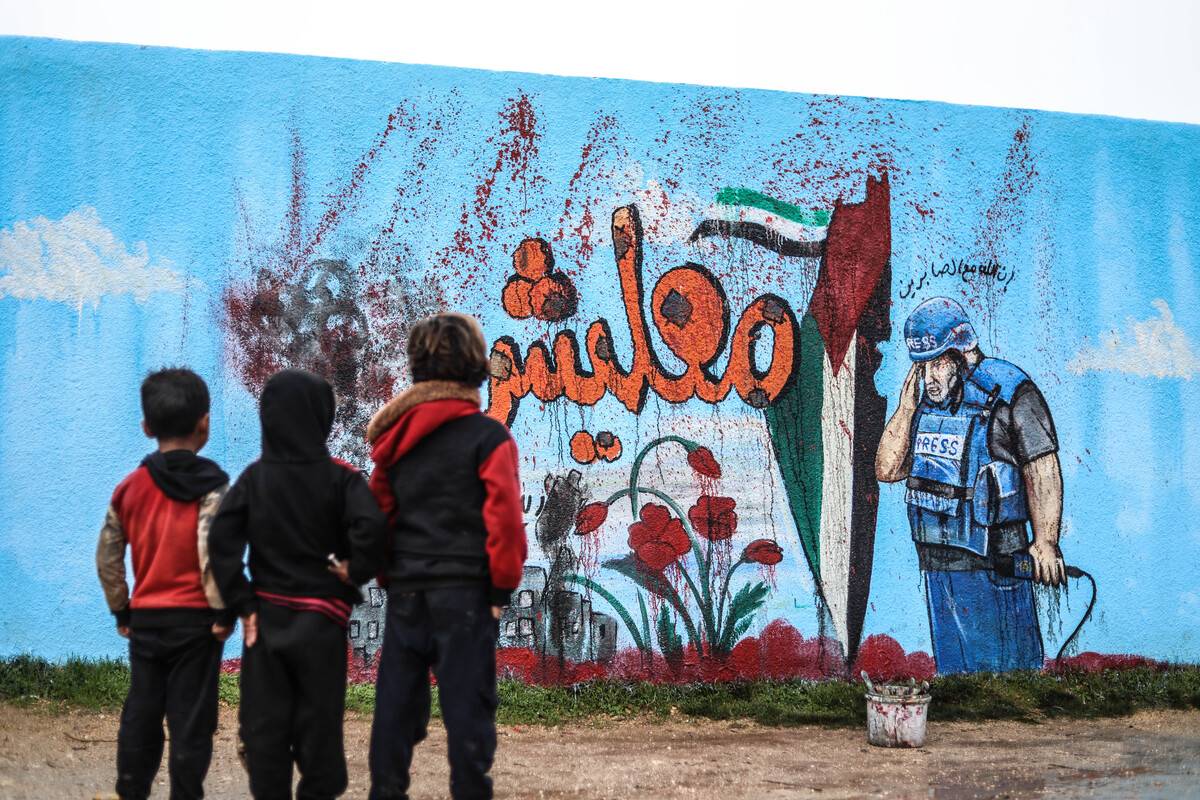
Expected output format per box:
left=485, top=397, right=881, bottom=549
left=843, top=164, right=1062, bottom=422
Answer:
left=327, top=555, right=352, bottom=585
left=242, top=612, right=259, bottom=648
left=116, top=625, right=130, bottom=639
left=491, top=606, right=503, bottom=620
left=212, top=622, right=234, bottom=642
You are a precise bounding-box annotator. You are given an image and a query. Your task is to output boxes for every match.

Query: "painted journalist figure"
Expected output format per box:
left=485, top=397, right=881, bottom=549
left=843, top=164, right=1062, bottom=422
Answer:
left=875, top=297, right=1066, bottom=673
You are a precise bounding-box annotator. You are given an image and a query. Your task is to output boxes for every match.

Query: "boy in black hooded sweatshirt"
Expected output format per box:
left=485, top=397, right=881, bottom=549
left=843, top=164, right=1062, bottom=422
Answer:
left=208, top=369, right=386, bottom=800
left=97, top=367, right=233, bottom=800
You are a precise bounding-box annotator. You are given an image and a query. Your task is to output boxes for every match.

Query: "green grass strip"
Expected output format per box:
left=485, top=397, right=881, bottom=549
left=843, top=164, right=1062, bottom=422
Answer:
left=714, top=188, right=831, bottom=227
left=3, top=656, right=1198, bottom=727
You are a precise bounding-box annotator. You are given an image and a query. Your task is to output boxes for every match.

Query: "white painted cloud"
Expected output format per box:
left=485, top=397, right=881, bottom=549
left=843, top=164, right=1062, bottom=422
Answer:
left=0, top=206, right=184, bottom=309
left=1067, top=299, right=1200, bottom=379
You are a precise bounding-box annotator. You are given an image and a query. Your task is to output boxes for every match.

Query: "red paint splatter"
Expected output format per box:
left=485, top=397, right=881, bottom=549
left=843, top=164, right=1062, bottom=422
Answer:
left=222, top=103, right=442, bottom=465
left=976, top=119, right=1038, bottom=264
left=436, top=93, right=547, bottom=298
left=555, top=114, right=623, bottom=274
left=965, top=118, right=1040, bottom=348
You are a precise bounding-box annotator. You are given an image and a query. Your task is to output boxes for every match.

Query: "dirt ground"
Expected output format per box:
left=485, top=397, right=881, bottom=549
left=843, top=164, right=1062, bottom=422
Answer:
left=0, top=705, right=1197, bottom=799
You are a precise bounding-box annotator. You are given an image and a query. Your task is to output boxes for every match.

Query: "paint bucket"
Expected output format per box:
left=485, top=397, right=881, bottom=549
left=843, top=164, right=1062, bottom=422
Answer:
left=864, top=685, right=931, bottom=748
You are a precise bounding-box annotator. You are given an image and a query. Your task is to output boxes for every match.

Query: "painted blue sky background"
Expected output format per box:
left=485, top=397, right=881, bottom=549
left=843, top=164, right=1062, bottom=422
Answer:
left=1, top=37, right=1198, bottom=662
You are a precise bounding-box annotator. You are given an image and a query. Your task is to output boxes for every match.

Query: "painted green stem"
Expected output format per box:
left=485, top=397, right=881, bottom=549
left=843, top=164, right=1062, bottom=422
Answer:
left=626, top=435, right=697, bottom=516
left=562, top=573, right=647, bottom=653
left=714, top=557, right=749, bottom=646
left=636, top=591, right=652, bottom=648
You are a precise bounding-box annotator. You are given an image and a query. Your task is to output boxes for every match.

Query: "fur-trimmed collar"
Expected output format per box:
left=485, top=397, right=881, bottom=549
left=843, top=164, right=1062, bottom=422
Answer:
left=366, top=380, right=481, bottom=443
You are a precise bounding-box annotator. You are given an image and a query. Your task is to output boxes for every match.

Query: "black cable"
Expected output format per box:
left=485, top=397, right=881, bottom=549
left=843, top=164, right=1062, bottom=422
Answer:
left=1055, top=566, right=1097, bottom=664
left=993, top=555, right=1098, bottom=664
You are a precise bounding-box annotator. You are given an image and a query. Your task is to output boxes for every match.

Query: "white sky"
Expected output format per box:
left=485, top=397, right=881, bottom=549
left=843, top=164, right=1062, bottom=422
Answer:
left=1, top=0, right=1198, bottom=125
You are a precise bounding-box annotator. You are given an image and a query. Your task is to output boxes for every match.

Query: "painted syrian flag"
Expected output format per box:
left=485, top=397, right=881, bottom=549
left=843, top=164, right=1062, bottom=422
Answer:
left=690, top=188, right=830, bottom=257
left=762, top=175, right=891, bottom=668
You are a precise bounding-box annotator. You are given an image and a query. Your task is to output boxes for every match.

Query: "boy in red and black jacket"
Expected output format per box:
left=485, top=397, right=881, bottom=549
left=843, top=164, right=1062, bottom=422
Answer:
left=366, top=313, right=527, bottom=800
left=96, top=368, right=233, bottom=800
left=208, top=368, right=386, bottom=800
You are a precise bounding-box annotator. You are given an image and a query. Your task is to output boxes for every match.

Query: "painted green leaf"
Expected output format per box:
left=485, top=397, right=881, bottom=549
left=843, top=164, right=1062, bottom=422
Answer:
left=655, top=606, right=684, bottom=666
left=602, top=555, right=700, bottom=648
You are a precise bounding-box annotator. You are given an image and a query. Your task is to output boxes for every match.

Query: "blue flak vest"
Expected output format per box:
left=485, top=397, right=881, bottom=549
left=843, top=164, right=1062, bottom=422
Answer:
left=906, top=357, right=1030, bottom=558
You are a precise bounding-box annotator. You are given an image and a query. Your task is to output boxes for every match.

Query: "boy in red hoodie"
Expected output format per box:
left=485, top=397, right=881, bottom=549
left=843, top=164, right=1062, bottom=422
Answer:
left=366, top=313, right=527, bottom=800
left=96, top=368, right=234, bottom=800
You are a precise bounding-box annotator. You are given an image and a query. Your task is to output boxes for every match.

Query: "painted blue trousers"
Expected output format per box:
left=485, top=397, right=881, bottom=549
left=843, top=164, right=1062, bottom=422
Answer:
left=925, top=569, right=1044, bottom=674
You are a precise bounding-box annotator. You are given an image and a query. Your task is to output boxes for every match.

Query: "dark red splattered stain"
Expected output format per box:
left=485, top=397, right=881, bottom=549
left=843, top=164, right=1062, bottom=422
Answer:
left=555, top=114, right=624, bottom=275
left=286, top=129, right=306, bottom=267
left=305, top=106, right=409, bottom=264
left=764, top=96, right=902, bottom=212
left=437, top=93, right=547, bottom=299
left=912, top=201, right=935, bottom=220
left=221, top=103, right=443, bottom=465
left=357, top=98, right=459, bottom=375
left=964, top=118, right=1040, bottom=348
left=976, top=119, right=1038, bottom=264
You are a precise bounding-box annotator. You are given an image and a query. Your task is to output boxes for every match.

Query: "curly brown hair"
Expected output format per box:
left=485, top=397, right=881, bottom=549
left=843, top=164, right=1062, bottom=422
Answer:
left=407, top=313, right=490, bottom=385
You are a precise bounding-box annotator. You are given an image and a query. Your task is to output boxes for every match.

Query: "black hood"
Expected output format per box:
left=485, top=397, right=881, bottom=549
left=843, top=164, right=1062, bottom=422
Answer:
left=141, top=450, right=229, bottom=502
left=260, top=369, right=335, bottom=463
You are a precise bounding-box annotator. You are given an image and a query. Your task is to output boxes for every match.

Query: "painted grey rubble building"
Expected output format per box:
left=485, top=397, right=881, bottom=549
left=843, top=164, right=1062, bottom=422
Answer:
left=499, top=565, right=618, bottom=664
left=347, top=570, right=617, bottom=666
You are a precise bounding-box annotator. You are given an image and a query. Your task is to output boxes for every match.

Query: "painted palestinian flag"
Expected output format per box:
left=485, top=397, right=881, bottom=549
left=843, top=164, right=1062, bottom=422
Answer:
left=762, top=175, right=892, bottom=667
left=689, top=188, right=830, bottom=257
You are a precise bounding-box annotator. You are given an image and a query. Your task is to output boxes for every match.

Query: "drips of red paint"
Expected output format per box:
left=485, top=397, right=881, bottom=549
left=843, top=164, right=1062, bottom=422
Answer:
left=976, top=118, right=1039, bottom=264
left=555, top=114, right=621, bottom=273
left=437, top=93, right=546, bottom=295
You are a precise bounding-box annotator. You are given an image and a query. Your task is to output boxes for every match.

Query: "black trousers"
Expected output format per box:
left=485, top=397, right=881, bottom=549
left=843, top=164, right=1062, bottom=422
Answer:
left=117, top=626, right=223, bottom=800
left=239, top=603, right=349, bottom=800
left=368, top=586, right=498, bottom=800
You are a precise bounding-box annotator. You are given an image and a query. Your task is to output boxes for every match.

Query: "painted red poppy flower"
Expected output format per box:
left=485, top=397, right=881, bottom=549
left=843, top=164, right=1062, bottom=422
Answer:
left=744, top=538, right=784, bottom=565
left=628, top=503, right=690, bottom=571
left=575, top=502, right=609, bottom=535
left=688, top=495, right=738, bottom=541
left=686, top=446, right=722, bottom=479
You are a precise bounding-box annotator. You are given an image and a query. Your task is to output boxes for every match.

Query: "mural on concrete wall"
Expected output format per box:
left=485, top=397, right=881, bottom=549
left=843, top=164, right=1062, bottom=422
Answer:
left=1, top=37, right=1199, bottom=681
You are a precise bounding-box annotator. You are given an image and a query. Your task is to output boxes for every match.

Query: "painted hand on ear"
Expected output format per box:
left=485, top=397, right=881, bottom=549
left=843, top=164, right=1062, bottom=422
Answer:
left=900, top=363, right=923, bottom=411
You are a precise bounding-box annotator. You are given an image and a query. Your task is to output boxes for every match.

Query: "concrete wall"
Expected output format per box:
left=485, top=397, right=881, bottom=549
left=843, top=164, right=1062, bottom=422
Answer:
left=2, top=37, right=1198, bottom=679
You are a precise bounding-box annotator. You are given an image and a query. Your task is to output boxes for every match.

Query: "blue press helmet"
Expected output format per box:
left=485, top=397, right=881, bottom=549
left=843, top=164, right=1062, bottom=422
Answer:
left=903, top=297, right=978, bottom=362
